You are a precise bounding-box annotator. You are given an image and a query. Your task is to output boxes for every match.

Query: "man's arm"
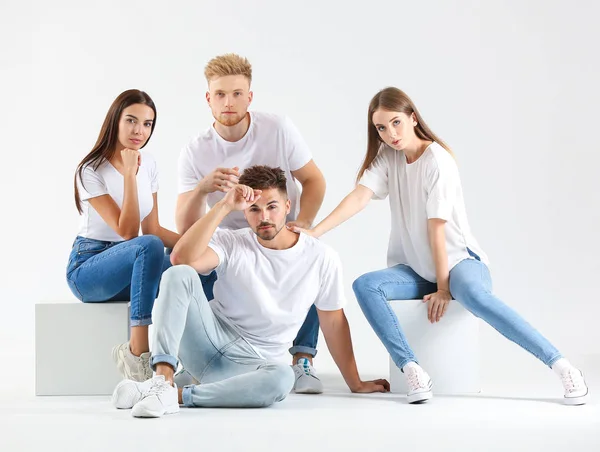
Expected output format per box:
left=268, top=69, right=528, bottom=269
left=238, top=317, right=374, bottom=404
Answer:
left=171, top=184, right=260, bottom=274
left=317, top=308, right=390, bottom=393
left=175, top=167, right=240, bottom=234
left=289, top=160, right=326, bottom=229
left=175, top=189, right=208, bottom=234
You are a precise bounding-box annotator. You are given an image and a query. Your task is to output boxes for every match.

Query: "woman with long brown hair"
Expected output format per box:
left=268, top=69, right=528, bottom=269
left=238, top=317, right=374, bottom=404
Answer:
left=67, top=89, right=179, bottom=382
left=293, top=87, right=589, bottom=405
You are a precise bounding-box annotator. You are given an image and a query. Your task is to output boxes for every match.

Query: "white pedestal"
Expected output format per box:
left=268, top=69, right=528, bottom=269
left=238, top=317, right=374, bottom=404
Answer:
left=389, top=300, right=480, bottom=395
left=35, top=302, right=130, bottom=396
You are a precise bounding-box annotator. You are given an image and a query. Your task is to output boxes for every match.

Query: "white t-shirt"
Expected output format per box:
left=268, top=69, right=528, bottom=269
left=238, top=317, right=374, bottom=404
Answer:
left=178, top=111, right=313, bottom=230
left=76, top=153, right=159, bottom=242
left=207, top=228, right=346, bottom=363
left=359, top=142, right=488, bottom=283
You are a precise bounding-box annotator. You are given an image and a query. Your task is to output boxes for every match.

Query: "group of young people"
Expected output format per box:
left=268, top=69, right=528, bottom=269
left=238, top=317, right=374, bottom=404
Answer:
left=66, top=53, right=589, bottom=418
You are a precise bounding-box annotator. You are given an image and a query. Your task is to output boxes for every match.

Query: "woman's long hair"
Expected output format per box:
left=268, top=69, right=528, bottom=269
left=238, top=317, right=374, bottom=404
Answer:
left=357, top=87, right=451, bottom=183
left=74, top=89, right=157, bottom=214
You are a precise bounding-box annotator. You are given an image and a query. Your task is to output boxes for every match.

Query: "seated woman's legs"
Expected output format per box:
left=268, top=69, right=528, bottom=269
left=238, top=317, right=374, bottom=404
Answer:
left=352, top=264, right=435, bottom=370
left=67, top=235, right=166, bottom=380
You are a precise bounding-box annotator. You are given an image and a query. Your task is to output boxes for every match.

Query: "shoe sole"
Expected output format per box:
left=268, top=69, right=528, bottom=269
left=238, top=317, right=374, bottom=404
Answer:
left=564, top=391, right=590, bottom=406
left=294, top=388, right=323, bottom=394
left=407, top=390, right=433, bottom=404
left=132, top=404, right=180, bottom=418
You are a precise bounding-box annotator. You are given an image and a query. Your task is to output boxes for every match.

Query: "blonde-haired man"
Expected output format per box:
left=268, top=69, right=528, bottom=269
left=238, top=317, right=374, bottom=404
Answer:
left=175, top=53, right=327, bottom=394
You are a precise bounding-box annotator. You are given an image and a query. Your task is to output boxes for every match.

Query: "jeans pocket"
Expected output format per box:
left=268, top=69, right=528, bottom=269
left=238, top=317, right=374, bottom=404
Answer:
left=75, top=238, right=111, bottom=265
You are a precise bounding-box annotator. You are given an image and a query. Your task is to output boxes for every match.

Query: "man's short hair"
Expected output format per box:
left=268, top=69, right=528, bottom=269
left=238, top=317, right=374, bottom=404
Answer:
left=239, top=165, right=287, bottom=196
left=204, top=53, right=252, bottom=84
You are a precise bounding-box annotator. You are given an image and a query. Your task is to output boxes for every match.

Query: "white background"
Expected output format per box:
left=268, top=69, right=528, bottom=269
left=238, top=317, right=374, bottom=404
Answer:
left=2, top=0, right=599, bottom=395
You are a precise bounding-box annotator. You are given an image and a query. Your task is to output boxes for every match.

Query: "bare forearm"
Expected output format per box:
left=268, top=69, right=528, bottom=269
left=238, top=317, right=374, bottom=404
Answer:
left=119, top=174, right=141, bottom=239
left=296, top=177, right=326, bottom=227
left=172, top=200, right=231, bottom=264
left=429, top=220, right=449, bottom=291
left=176, top=187, right=208, bottom=234
left=312, top=185, right=371, bottom=237
left=156, top=227, right=180, bottom=249
left=320, top=311, right=362, bottom=391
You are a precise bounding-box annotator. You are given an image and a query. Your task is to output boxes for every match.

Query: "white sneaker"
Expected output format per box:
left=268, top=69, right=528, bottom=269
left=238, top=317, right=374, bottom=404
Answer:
left=292, top=358, right=323, bottom=394
left=111, top=378, right=153, bottom=409
left=404, top=362, right=433, bottom=404
left=111, top=342, right=152, bottom=382
left=560, top=368, right=590, bottom=406
left=131, top=375, right=180, bottom=418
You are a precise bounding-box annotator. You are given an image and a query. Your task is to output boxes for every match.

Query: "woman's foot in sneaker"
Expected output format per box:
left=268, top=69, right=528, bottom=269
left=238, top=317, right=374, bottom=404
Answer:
left=553, top=358, right=590, bottom=405
left=111, top=342, right=153, bottom=382
left=403, top=362, right=433, bottom=404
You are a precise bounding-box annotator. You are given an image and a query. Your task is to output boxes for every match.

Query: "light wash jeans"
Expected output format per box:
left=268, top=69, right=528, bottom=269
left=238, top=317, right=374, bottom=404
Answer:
left=352, top=252, right=562, bottom=371
left=150, top=265, right=295, bottom=408
left=66, top=235, right=172, bottom=326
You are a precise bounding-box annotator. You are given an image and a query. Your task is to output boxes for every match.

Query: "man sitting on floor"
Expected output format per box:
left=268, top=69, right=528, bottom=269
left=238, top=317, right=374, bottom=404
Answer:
left=112, top=165, right=389, bottom=417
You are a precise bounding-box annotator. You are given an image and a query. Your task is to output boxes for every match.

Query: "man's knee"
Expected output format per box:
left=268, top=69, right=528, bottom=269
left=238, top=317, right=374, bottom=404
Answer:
left=257, top=364, right=295, bottom=407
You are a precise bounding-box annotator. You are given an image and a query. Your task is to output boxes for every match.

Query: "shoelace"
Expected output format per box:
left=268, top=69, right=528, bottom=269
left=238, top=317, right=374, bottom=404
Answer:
left=143, top=378, right=171, bottom=397
left=406, top=368, right=426, bottom=390
left=561, top=369, right=583, bottom=392
left=141, top=355, right=153, bottom=379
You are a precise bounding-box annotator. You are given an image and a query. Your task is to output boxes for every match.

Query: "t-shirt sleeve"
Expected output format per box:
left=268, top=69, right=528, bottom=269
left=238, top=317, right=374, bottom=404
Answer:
left=206, top=228, right=236, bottom=276
left=77, top=165, right=108, bottom=201
left=282, top=116, right=313, bottom=171
left=425, top=156, right=459, bottom=221
left=357, top=146, right=389, bottom=200
left=314, top=249, right=347, bottom=311
left=177, top=145, right=200, bottom=194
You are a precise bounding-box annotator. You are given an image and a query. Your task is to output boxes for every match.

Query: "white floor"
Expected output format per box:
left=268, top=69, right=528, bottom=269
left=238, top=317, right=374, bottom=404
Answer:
left=4, top=362, right=600, bottom=452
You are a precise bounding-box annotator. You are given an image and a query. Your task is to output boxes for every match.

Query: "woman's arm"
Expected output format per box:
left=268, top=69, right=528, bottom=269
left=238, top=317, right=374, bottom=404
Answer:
left=293, top=184, right=373, bottom=237
left=423, top=218, right=452, bottom=323
left=141, top=193, right=181, bottom=248
left=87, top=150, right=141, bottom=240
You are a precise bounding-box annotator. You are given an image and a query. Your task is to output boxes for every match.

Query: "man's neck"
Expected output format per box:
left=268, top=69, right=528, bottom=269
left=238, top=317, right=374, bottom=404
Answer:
left=258, top=227, right=300, bottom=250
left=213, top=112, right=251, bottom=142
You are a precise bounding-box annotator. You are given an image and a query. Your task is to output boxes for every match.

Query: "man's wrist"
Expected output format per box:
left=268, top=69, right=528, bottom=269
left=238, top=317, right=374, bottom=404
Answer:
left=214, top=199, right=233, bottom=215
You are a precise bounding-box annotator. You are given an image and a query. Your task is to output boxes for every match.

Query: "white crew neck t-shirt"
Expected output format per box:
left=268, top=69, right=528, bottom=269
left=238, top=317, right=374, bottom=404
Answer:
left=358, top=142, right=488, bottom=282
left=76, top=152, right=159, bottom=242
left=178, top=111, right=313, bottom=230
left=207, top=228, right=346, bottom=363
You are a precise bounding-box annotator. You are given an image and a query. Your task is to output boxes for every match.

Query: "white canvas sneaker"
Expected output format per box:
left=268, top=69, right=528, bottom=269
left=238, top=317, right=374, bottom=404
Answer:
left=404, top=362, right=433, bottom=404
left=292, top=358, right=323, bottom=394
left=559, top=367, right=590, bottom=406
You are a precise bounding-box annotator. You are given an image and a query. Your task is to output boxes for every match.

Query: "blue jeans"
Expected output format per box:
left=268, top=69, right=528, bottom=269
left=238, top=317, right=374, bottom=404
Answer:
left=66, top=235, right=172, bottom=326
left=352, top=256, right=562, bottom=371
left=201, top=271, right=320, bottom=358
left=151, top=265, right=295, bottom=408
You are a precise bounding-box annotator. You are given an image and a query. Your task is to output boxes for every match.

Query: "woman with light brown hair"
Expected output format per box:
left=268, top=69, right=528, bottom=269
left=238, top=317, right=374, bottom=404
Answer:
left=67, top=89, right=179, bottom=382
left=293, top=87, right=589, bottom=406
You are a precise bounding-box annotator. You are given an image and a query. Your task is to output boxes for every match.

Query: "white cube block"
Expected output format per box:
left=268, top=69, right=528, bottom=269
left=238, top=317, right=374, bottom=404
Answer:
left=389, top=299, right=480, bottom=395
left=35, top=302, right=130, bottom=396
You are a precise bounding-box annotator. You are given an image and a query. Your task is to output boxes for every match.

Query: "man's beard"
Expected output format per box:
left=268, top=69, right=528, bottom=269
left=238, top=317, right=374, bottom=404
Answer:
left=214, top=111, right=247, bottom=127
left=255, top=222, right=283, bottom=241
